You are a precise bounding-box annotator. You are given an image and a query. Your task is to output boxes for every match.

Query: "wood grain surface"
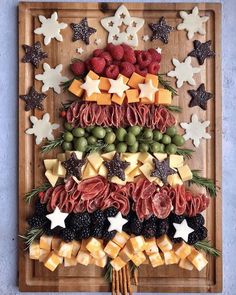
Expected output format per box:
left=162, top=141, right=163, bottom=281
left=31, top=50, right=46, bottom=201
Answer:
left=18, top=2, right=222, bottom=292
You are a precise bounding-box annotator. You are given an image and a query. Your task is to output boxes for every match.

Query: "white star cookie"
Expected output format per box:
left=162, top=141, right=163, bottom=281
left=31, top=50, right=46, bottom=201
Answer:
left=180, top=114, right=211, bottom=147
left=35, top=63, right=68, bottom=94
left=138, top=80, right=158, bottom=103
left=34, top=12, right=67, bottom=45
left=173, top=219, right=194, bottom=242
left=167, top=57, right=201, bottom=88
left=25, top=113, right=59, bottom=145
left=46, top=207, right=69, bottom=229
left=177, top=6, right=209, bottom=40
left=108, top=212, right=128, bottom=233
left=81, top=75, right=101, bottom=97
left=108, top=76, right=130, bottom=98
left=101, top=5, right=144, bottom=47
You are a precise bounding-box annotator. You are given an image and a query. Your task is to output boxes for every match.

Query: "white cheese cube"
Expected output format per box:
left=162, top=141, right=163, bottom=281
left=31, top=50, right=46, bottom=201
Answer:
left=104, top=241, right=121, bottom=259
left=169, top=155, right=184, bottom=168
left=87, top=152, right=104, bottom=171
left=44, top=159, right=58, bottom=170
left=29, top=242, right=40, bottom=260
left=179, top=258, right=194, bottom=271
left=113, top=232, right=130, bottom=248
left=39, top=248, right=50, bottom=262
left=163, top=250, right=180, bottom=265
left=153, top=153, right=167, bottom=162
left=156, top=235, right=173, bottom=252
left=145, top=238, right=159, bottom=256
left=167, top=173, right=183, bottom=187
left=178, top=165, right=193, bottom=182
left=76, top=250, right=92, bottom=266
left=127, top=236, right=146, bottom=253
left=139, top=162, right=157, bottom=182
left=58, top=241, right=73, bottom=258
left=187, top=248, right=208, bottom=271
left=110, top=257, right=126, bottom=271
left=149, top=252, right=164, bottom=267
left=94, top=255, right=108, bottom=268
left=45, top=170, right=58, bottom=187
left=131, top=251, right=147, bottom=267
left=174, top=242, right=192, bottom=259
left=64, top=256, right=78, bottom=267
left=119, top=245, right=133, bottom=263
left=44, top=251, right=61, bottom=272
left=40, top=235, right=53, bottom=251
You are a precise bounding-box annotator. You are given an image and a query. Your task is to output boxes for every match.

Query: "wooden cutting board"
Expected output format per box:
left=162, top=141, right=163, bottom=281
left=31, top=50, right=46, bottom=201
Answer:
left=18, top=2, right=222, bottom=292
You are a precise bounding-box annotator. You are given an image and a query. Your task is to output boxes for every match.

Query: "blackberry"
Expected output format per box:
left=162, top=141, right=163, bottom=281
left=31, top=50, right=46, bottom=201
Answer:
left=103, top=229, right=116, bottom=241
left=105, top=207, right=118, bottom=218
left=35, top=199, right=48, bottom=215
left=92, top=210, right=106, bottom=227
left=70, top=212, right=91, bottom=229
left=77, top=227, right=91, bottom=240
left=169, top=213, right=184, bottom=224
left=142, top=223, right=156, bottom=238
left=91, top=226, right=103, bottom=239
left=130, top=216, right=143, bottom=235
left=43, top=221, right=61, bottom=236
left=187, top=214, right=205, bottom=230
left=27, top=215, right=47, bottom=228
left=60, top=228, right=76, bottom=242
left=196, top=226, right=208, bottom=241
left=148, top=215, right=158, bottom=224
left=167, top=224, right=182, bottom=243
left=156, top=219, right=169, bottom=238
left=187, top=231, right=199, bottom=245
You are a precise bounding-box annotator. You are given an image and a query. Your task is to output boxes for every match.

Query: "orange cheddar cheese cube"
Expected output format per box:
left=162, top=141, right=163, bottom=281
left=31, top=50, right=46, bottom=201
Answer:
left=87, top=70, right=100, bottom=80
left=84, top=93, right=98, bottom=102
left=156, top=235, right=173, bottom=252
left=174, top=242, right=192, bottom=260
left=140, top=97, right=153, bottom=104
left=58, top=241, right=73, bottom=258
left=104, top=240, right=121, bottom=259
left=29, top=242, right=40, bottom=260
left=128, top=72, right=145, bottom=89
left=39, top=248, right=50, bottom=263
left=110, top=256, right=126, bottom=271
left=163, top=250, right=180, bottom=265
left=145, top=238, right=159, bottom=256
left=44, top=251, right=61, bottom=272
left=97, top=93, right=111, bottom=105
left=99, top=77, right=110, bottom=91
left=179, top=258, right=194, bottom=271
left=145, top=73, right=159, bottom=88
left=76, top=250, right=91, bottom=266
left=86, top=238, right=103, bottom=253
left=127, top=236, right=145, bottom=253
left=64, top=256, right=78, bottom=267
left=149, top=252, right=164, bottom=268
left=119, top=245, right=133, bottom=263
left=68, top=79, right=84, bottom=97
left=156, top=88, right=172, bottom=105
left=131, top=251, right=147, bottom=267
left=94, top=255, right=108, bottom=268
left=40, top=235, right=53, bottom=251
left=113, top=232, right=130, bottom=248
left=118, top=74, right=129, bottom=84
left=90, top=249, right=106, bottom=260
left=126, top=89, right=140, bottom=103
left=187, top=248, right=208, bottom=271
left=52, top=237, right=61, bottom=251
left=112, top=93, right=125, bottom=105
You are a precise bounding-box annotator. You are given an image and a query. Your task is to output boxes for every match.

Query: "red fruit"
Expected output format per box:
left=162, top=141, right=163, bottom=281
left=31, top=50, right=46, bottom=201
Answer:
left=93, top=48, right=103, bottom=57
left=70, top=60, right=85, bottom=76
left=105, top=64, right=119, bottom=79
left=110, top=45, right=124, bottom=61
left=39, top=191, right=45, bottom=199
left=85, top=59, right=92, bottom=71
left=148, top=48, right=161, bottom=63
left=106, top=43, right=115, bottom=52
left=119, top=62, right=135, bottom=78
left=112, top=60, right=120, bottom=66
left=99, top=51, right=113, bottom=65
left=121, top=44, right=136, bottom=64
left=135, top=64, right=148, bottom=77
left=90, top=57, right=106, bottom=74
left=134, top=50, right=142, bottom=59
left=137, top=51, right=152, bottom=67
left=148, top=61, right=160, bottom=75
left=60, top=110, right=66, bottom=118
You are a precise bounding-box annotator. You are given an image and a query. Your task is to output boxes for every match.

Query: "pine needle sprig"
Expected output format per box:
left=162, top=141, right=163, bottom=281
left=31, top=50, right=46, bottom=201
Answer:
left=176, top=148, right=194, bottom=159
left=24, top=182, right=51, bottom=203
left=19, top=227, right=45, bottom=249
left=41, top=136, right=64, bottom=153
left=194, top=240, right=220, bottom=257
left=158, top=74, right=178, bottom=96
left=166, top=105, right=182, bottom=113
left=104, top=260, right=112, bottom=282
left=189, top=170, right=217, bottom=198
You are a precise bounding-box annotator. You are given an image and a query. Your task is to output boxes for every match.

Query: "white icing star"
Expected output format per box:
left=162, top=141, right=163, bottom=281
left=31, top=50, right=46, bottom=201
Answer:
left=35, top=63, right=68, bottom=94
left=108, top=212, right=128, bottom=233
left=81, top=75, right=101, bottom=97
left=34, top=12, right=67, bottom=45
left=108, top=76, right=130, bottom=98
left=173, top=219, right=194, bottom=242
left=95, top=38, right=102, bottom=45
left=46, top=207, right=69, bottom=229
left=167, top=57, right=201, bottom=88
left=25, top=113, right=59, bottom=145
left=142, top=35, right=149, bottom=42
left=156, top=47, right=162, bottom=54
left=180, top=114, right=211, bottom=147
left=177, top=6, right=209, bottom=40
left=101, top=4, right=144, bottom=47
left=76, top=47, right=84, bottom=55
left=138, top=80, right=158, bottom=103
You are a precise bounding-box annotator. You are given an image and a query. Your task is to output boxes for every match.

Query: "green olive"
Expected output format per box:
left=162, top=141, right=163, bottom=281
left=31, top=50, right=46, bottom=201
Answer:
left=139, top=143, right=149, bottom=152
left=64, top=122, right=73, bottom=131
left=161, top=134, right=171, bottom=145
left=104, top=144, right=116, bottom=152
left=62, top=141, right=73, bottom=151
left=74, top=137, right=88, bottom=152
left=172, top=134, right=185, bottom=146
left=153, top=130, right=163, bottom=141
left=128, top=142, right=139, bottom=153
left=166, top=126, right=177, bottom=137
left=86, top=125, right=94, bottom=133
left=125, top=132, right=137, bottom=146
left=165, top=143, right=177, bottom=154
left=128, top=126, right=142, bottom=136
left=105, top=127, right=113, bottom=133
left=143, top=128, right=153, bottom=140
left=116, top=128, right=127, bottom=142
left=150, top=142, right=162, bottom=153
left=63, top=131, right=74, bottom=142
left=159, top=143, right=165, bottom=152
left=87, top=136, right=97, bottom=145
left=116, top=142, right=128, bottom=153
left=92, top=127, right=106, bottom=139
left=72, top=127, right=85, bottom=137
left=104, top=132, right=116, bottom=144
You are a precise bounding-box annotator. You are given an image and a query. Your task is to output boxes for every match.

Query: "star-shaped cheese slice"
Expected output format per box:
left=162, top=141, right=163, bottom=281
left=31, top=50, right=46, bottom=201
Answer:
left=76, top=47, right=84, bottom=55
left=46, top=206, right=69, bottom=229
left=81, top=75, right=101, bottom=97
left=108, top=76, right=130, bottom=98
left=108, top=212, right=128, bottom=233
left=95, top=38, right=102, bottom=45
left=142, top=35, right=149, bottom=42
left=173, top=219, right=194, bottom=242
left=156, top=47, right=162, bottom=54
left=138, top=79, right=158, bottom=103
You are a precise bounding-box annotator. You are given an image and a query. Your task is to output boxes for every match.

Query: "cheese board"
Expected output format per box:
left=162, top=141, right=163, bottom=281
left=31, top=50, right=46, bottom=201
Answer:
left=18, top=2, right=222, bottom=293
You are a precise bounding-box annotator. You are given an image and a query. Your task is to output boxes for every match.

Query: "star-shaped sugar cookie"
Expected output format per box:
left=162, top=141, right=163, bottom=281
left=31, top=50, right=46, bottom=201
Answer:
left=108, top=76, right=130, bottom=98
left=34, top=12, right=67, bottom=45
left=188, top=40, right=215, bottom=65
left=20, top=86, right=46, bottom=111
left=177, top=6, right=209, bottom=40
left=62, top=152, right=86, bottom=180
left=101, top=5, right=144, bottom=47
left=138, top=80, right=158, bottom=103
left=104, top=152, right=130, bottom=181
left=81, top=75, right=101, bottom=97
left=167, top=57, right=201, bottom=88
left=151, top=158, right=175, bottom=184
left=46, top=207, right=69, bottom=229
left=108, top=212, right=128, bottom=233
left=188, top=83, right=213, bottom=110
left=71, top=18, right=96, bottom=45
left=22, top=41, right=48, bottom=68
left=149, top=17, right=174, bottom=44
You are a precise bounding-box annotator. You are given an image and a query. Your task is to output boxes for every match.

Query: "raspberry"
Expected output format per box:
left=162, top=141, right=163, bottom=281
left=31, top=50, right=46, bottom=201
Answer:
left=85, top=59, right=92, bottom=71
left=122, top=44, right=136, bottom=64
left=148, top=61, right=160, bottom=75
left=99, top=51, right=113, bottom=65
left=105, top=64, right=119, bottom=79
left=106, top=43, right=115, bottom=52
left=137, top=51, right=152, bottom=67
left=90, top=57, right=106, bottom=74
left=148, top=48, right=161, bottom=63
left=93, top=48, right=103, bottom=57
left=135, top=64, right=148, bottom=77
left=70, top=60, right=86, bottom=76
left=119, top=62, right=135, bottom=78
left=134, top=50, right=142, bottom=59
left=110, top=45, right=124, bottom=61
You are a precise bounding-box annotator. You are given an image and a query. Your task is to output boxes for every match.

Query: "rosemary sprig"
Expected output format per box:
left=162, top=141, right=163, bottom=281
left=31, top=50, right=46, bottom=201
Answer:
left=41, top=136, right=64, bottom=153
left=61, top=78, right=74, bottom=91
left=86, top=140, right=108, bottom=154
left=189, top=170, right=217, bottom=198
left=104, top=260, right=113, bottom=283
left=166, top=105, right=182, bottom=113
left=61, top=100, right=75, bottom=110
left=194, top=240, right=220, bottom=257
left=24, top=182, right=51, bottom=203
left=176, top=148, right=194, bottom=159
left=158, top=74, right=178, bottom=96
left=19, top=227, right=45, bottom=249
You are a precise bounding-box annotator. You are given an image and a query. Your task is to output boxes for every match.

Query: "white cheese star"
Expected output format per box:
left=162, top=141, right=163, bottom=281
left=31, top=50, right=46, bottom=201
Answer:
left=108, top=212, right=128, bottom=233
left=156, top=47, right=162, bottom=54
left=95, top=38, right=102, bottom=45
left=101, top=5, right=144, bottom=47
left=138, top=79, right=158, bottom=103
left=142, top=35, right=149, bottom=42
left=76, top=47, right=84, bottom=55
left=46, top=206, right=69, bottom=229
left=81, top=75, right=101, bottom=97
left=108, top=76, right=130, bottom=98
left=173, top=219, right=194, bottom=242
